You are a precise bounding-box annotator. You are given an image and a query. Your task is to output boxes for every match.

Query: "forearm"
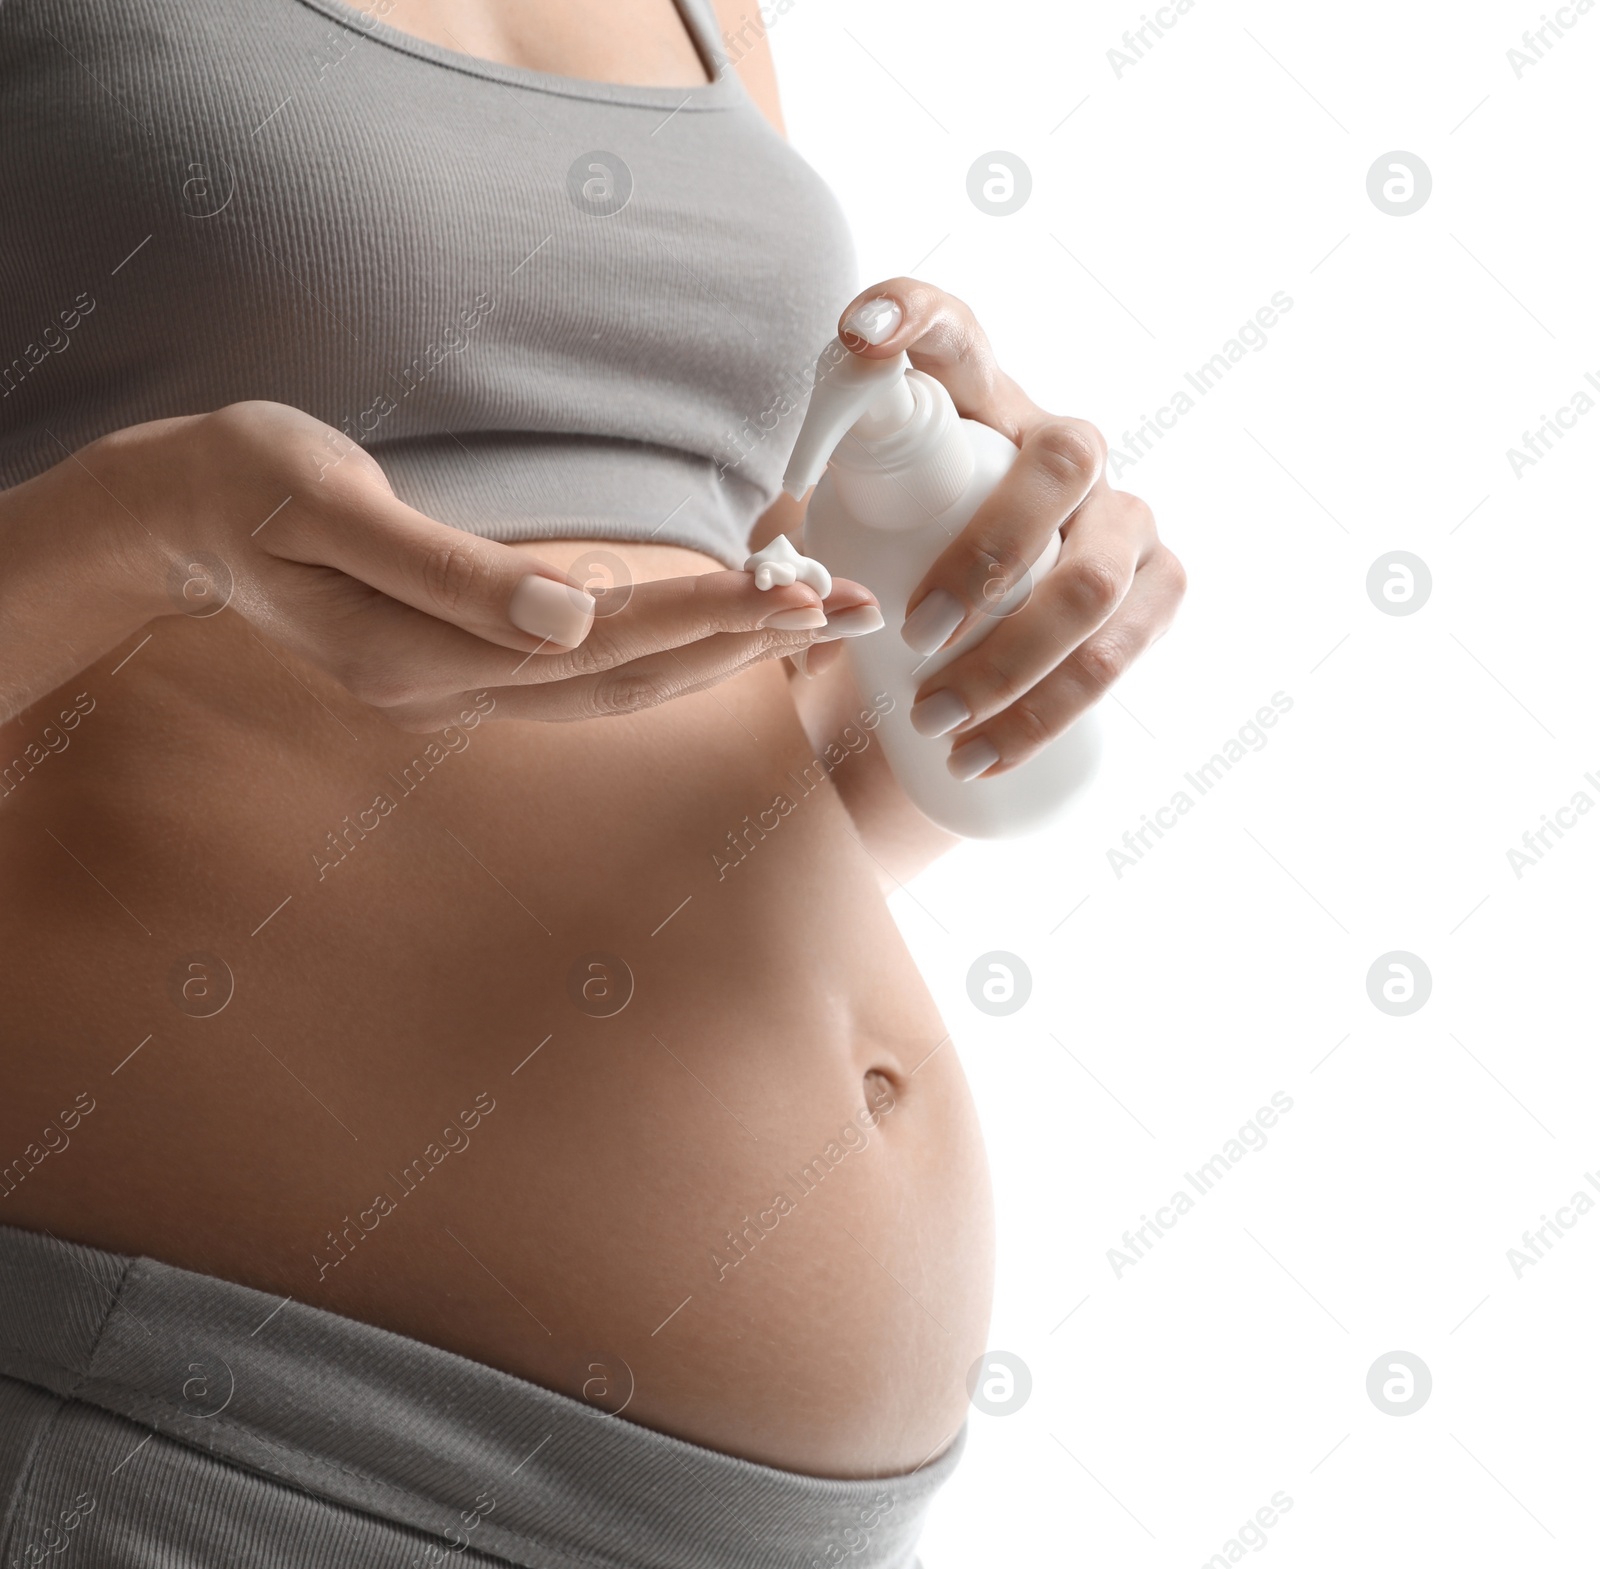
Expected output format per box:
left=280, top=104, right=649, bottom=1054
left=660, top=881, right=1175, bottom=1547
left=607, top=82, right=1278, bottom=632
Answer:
left=0, top=430, right=166, bottom=724
left=746, top=494, right=960, bottom=883
left=788, top=650, right=960, bottom=889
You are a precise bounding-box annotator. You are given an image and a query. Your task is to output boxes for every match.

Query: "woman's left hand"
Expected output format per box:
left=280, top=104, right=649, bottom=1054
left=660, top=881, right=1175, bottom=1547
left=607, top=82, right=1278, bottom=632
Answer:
left=831, top=278, right=1186, bottom=781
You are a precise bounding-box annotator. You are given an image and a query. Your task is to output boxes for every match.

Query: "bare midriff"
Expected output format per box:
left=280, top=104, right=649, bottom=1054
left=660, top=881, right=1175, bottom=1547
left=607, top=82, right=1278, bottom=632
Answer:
left=0, top=539, right=994, bottom=1479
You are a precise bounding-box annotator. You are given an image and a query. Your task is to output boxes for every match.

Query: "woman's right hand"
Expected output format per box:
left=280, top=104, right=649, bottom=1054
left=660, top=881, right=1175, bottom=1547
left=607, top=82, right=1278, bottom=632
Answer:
left=75, top=401, right=877, bottom=732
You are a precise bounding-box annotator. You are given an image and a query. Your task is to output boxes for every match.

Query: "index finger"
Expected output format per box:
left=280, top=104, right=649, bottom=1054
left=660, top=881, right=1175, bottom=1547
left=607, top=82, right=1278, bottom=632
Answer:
left=837, top=277, right=1035, bottom=437
left=275, top=480, right=601, bottom=652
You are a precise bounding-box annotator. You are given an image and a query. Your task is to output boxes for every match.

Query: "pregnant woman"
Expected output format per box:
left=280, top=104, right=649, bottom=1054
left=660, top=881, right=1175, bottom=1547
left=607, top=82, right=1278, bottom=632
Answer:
left=0, top=0, right=1183, bottom=1564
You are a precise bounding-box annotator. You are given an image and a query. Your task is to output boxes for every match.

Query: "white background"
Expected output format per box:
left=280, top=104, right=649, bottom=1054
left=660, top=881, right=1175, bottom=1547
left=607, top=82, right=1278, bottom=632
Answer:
left=773, top=0, right=1600, bottom=1562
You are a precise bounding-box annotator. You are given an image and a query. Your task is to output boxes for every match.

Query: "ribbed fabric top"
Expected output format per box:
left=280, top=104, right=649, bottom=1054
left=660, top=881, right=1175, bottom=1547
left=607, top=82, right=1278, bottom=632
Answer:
left=0, top=0, right=859, bottom=567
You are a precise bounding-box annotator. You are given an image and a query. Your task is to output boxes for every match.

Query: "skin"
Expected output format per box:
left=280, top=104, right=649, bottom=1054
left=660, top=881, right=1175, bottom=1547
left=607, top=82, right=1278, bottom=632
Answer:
left=0, top=0, right=1181, bottom=1479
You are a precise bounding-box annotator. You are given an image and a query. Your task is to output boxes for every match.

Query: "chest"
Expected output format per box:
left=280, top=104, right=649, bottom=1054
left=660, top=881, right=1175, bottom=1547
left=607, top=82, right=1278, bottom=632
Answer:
left=368, top=0, right=714, bottom=86
left=0, top=0, right=857, bottom=489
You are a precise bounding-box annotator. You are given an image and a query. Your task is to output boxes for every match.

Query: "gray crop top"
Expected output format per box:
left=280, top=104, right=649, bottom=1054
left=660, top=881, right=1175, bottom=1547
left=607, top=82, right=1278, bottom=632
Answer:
left=0, top=0, right=859, bottom=568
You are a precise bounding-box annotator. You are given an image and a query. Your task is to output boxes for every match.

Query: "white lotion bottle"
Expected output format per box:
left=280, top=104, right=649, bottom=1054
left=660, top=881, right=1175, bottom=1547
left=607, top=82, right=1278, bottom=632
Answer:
left=782, top=339, right=1101, bottom=839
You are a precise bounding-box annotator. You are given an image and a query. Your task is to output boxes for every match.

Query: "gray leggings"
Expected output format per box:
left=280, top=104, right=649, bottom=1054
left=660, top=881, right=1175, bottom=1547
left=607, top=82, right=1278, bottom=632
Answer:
left=0, top=1224, right=961, bottom=1568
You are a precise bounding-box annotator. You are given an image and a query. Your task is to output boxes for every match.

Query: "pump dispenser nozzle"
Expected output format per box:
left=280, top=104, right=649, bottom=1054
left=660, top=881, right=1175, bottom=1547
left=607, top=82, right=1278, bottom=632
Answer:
left=782, top=338, right=976, bottom=528
left=782, top=342, right=911, bottom=498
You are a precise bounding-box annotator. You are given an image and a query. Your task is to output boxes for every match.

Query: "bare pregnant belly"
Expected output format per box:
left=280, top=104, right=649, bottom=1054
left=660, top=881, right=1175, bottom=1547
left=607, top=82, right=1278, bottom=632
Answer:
left=0, top=539, right=994, bottom=1478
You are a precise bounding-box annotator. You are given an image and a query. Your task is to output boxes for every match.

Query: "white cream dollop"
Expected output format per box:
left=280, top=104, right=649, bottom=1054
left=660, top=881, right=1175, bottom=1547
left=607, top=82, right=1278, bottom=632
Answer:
left=742, top=534, right=832, bottom=599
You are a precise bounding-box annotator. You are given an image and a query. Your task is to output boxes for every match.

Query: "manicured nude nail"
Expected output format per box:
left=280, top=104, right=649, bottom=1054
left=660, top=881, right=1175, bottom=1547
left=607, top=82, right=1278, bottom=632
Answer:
left=841, top=297, right=902, bottom=345
left=510, top=573, right=595, bottom=646
left=911, top=690, right=970, bottom=738
left=824, top=605, right=885, bottom=637
left=761, top=605, right=829, bottom=630
left=901, top=590, right=964, bottom=656
left=947, top=737, right=999, bottom=782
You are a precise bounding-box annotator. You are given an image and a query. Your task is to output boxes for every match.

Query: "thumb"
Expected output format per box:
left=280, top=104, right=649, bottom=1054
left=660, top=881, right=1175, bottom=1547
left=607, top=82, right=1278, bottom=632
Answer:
left=287, top=485, right=597, bottom=652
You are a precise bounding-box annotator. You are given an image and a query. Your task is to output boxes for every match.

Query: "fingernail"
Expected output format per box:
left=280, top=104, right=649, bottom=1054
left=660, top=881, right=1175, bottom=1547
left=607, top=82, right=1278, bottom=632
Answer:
left=947, top=737, right=999, bottom=782
left=824, top=605, right=885, bottom=637
left=911, top=689, right=970, bottom=738
left=761, top=605, right=829, bottom=630
left=842, top=297, right=902, bottom=346
left=510, top=573, right=595, bottom=646
left=901, top=590, right=964, bottom=656
left=791, top=646, right=813, bottom=678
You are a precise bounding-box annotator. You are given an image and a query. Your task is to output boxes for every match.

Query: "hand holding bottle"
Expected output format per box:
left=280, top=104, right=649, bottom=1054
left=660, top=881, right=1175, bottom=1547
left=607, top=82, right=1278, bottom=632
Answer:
left=832, top=279, right=1186, bottom=783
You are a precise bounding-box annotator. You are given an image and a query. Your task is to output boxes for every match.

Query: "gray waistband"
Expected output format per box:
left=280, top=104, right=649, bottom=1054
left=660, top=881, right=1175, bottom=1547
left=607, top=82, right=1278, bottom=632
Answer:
left=0, top=1224, right=961, bottom=1569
